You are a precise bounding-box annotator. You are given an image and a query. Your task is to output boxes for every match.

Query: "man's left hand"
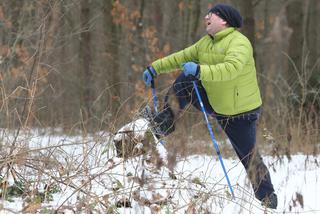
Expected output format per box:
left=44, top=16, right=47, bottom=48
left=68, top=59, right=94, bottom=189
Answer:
left=182, top=62, right=200, bottom=78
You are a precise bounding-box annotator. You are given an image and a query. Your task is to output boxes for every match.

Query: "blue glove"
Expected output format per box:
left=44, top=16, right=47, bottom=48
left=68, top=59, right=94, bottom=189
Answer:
left=182, top=62, right=200, bottom=78
left=142, top=66, right=157, bottom=87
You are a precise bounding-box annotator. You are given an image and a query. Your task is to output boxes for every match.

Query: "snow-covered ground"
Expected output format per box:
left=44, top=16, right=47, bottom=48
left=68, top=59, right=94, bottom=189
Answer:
left=0, top=126, right=319, bottom=213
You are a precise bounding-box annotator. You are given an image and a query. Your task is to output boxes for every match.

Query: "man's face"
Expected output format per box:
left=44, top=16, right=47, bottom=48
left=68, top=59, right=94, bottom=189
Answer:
left=204, top=12, right=227, bottom=35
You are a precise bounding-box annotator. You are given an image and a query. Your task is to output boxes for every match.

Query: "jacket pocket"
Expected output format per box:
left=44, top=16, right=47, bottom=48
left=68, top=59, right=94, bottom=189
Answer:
left=236, top=83, right=259, bottom=110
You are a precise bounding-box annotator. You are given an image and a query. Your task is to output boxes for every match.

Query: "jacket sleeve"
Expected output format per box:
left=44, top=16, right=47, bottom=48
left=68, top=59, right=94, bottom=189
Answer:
left=151, top=42, right=199, bottom=74
left=199, top=36, right=252, bottom=82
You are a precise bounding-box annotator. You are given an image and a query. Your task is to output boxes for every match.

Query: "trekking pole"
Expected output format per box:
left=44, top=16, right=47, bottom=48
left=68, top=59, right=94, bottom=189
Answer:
left=150, top=80, right=158, bottom=113
left=192, top=81, right=235, bottom=199
left=150, top=80, right=167, bottom=146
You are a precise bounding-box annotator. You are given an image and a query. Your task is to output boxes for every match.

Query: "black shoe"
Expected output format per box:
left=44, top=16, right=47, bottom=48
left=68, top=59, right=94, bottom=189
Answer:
left=261, top=192, right=278, bottom=209
left=140, top=105, right=175, bottom=138
left=139, top=105, right=164, bottom=139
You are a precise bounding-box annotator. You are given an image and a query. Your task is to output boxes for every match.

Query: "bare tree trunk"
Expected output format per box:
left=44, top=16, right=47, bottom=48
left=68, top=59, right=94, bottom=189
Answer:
left=104, top=0, right=120, bottom=121
left=262, top=5, right=292, bottom=121
left=7, top=0, right=24, bottom=43
left=237, top=0, right=255, bottom=48
left=286, top=0, right=304, bottom=84
left=190, top=0, right=201, bottom=42
left=80, top=0, right=92, bottom=124
left=306, top=0, right=320, bottom=71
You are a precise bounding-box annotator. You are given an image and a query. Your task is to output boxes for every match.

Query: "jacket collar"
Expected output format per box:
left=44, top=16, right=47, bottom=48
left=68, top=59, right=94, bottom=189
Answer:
left=211, top=27, right=235, bottom=41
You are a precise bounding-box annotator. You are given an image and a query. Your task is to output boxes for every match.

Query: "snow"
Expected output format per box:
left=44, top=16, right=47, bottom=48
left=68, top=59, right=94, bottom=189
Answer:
left=114, top=118, right=168, bottom=164
left=0, top=125, right=319, bottom=213
left=114, top=118, right=149, bottom=142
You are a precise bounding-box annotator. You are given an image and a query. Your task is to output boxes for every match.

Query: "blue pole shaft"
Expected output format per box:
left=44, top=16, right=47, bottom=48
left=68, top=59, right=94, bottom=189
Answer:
left=150, top=80, right=166, bottom=146
left=151, top=80, right=158, bottom=113
left=192, top=81, right=235, bottom=199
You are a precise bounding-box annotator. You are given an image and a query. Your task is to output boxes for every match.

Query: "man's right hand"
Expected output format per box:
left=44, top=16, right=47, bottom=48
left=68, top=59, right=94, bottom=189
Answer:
left=142, top=66, right=157, bottom=87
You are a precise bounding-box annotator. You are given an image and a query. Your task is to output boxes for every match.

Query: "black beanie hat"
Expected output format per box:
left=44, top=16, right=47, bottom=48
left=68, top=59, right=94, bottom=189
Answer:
left=209, top=4, right=243, bottom=28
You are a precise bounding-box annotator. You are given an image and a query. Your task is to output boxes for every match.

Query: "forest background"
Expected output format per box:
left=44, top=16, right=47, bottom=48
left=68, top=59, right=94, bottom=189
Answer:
left=0, top=0, right=319, bottom=155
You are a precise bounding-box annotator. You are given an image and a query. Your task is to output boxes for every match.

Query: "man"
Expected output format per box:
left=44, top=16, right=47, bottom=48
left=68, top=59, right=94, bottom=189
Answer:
left=142, top=3, right=277, bottom=209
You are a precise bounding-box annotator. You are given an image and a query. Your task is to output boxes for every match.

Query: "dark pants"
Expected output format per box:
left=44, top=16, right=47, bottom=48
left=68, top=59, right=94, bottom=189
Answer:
left=160, top=73, right=275, bottom=200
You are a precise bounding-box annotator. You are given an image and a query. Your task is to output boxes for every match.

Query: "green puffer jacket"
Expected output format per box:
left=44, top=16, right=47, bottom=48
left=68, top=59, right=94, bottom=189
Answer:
left=151, top=27, right=262, bottom=116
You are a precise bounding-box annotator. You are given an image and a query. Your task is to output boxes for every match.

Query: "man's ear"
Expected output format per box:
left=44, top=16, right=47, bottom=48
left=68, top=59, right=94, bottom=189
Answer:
left=221, top=20, right=227, bottom=26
